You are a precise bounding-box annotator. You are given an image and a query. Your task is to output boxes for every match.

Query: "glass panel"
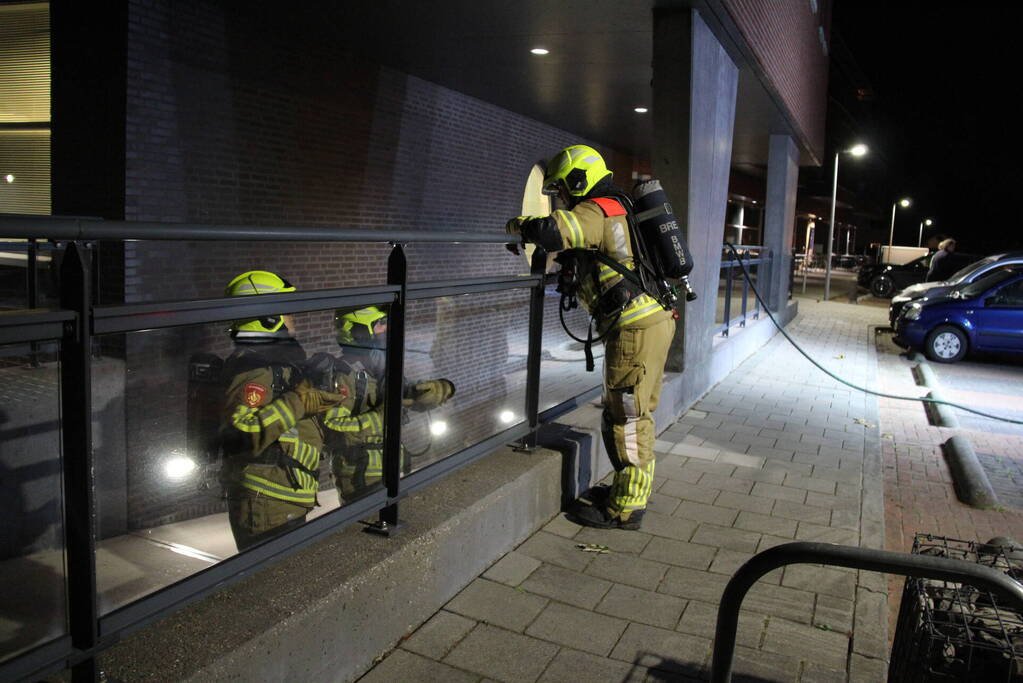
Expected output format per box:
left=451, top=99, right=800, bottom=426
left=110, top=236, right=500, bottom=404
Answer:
left=402, top=289, right=530, bottom=474
left=0, top=239, right=62, bottom=312
left=0, top=130, right=51, bottom=215
left=539, top=287, right=603, bottom=413
left=93, top=303, right=387, bottom=614
left=0, top=341, right=66, bottom=662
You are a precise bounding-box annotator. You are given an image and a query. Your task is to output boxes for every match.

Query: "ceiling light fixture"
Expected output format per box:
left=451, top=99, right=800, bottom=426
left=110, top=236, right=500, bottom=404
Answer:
left=530, top=48, right=549, bottom=55
left=634, top=107, right=648, bottom=113
left=4, top=174, right=13, bottom=183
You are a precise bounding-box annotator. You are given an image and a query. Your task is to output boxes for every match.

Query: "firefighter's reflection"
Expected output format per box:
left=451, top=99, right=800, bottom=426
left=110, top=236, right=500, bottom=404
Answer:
left=321, top=307, right=455, bottom=503
left=219, top=271, right=345, bottom=551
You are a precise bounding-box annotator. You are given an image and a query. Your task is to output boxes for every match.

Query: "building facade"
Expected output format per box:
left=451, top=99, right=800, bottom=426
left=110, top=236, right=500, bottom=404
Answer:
left=0, top=1, right=830, bottom=679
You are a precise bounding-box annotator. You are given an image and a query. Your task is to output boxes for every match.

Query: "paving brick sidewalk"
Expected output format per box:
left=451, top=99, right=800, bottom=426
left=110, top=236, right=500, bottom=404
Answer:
left=359, top=300, right=888, bottom=682
left=873, top=326, right=1023, bottom=642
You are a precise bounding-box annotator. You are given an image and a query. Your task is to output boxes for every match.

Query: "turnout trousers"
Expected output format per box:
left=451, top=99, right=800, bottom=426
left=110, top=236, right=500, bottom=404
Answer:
left=601, top=315, right=674, bottom=517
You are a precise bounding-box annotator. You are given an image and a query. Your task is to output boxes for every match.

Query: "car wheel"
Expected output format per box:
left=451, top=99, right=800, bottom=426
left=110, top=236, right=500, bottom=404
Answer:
left=924, top=325, right=968, bottom=363
left=870, top=275, right=894, bottom=298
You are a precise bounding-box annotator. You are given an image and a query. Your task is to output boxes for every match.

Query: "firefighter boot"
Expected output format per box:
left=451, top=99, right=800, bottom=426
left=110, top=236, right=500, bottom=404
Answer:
left=569, top=501, right=644, bottom=530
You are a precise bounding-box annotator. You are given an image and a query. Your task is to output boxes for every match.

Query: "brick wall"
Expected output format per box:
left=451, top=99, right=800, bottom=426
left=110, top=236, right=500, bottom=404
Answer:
left=720, top=0, right=830, bottom=162
left=114, top=0, right=634, bottom=530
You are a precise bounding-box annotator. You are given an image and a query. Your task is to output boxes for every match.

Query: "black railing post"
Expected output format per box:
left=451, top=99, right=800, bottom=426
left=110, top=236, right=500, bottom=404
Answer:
left=753, top=250, right=763, bottom=320
left=739, top=251, right=749, bottom=327
left=519, top=248, right=547, bottom=451
left=722, top=250, right=733, bottom=337
left=28, top=237, right=40, bottom=365
left=59, top=241, right=99, bottom=682
left=372, top=242, right=407, bottom=536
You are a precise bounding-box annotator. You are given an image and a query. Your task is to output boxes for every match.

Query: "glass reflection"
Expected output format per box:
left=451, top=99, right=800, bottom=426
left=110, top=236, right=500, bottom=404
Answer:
left=0, top=341, right=66, bottom=662
left=539, top=289, right=604, bottom=412
left=401, top=290, right=530, bottom=474
left=93, top=298, right=388, bottom=614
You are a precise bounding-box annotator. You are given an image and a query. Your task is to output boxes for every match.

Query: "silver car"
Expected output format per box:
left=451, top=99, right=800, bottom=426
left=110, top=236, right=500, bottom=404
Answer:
left=889, top=252, right=1023, bottom=326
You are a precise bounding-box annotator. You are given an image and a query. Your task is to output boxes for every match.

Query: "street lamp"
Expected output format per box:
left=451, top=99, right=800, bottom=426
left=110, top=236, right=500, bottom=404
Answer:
left=917, top=218, right=933, bottom=248
left=824, top=143, right=868, bottom=300
left=886, top=198, right=911, bottom=262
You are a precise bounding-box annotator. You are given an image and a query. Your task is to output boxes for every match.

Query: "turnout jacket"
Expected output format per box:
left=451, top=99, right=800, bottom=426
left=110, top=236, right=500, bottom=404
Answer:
left=221, top=340, right=324, bottom=508
left=321, top=346, right=455, bottom=484
left=546, top=197, right=671, bottom=331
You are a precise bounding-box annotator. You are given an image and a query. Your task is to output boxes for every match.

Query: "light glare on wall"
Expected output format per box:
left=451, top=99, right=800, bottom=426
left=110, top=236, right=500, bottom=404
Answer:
left=164, top=455, right=197, bottom=481
left=499, top=410, right=515, bottom=424
left=430, top=421, right=448, bottom=436
left=4, top=174, right=13, bottom=183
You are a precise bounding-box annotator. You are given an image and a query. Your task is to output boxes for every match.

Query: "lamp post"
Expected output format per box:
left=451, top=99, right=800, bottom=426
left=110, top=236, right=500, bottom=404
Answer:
left=824, top=143, right=868, bottom=301
left=917, top=218, right=933, bottom=248
left=886, top=198, right=911, bottom=262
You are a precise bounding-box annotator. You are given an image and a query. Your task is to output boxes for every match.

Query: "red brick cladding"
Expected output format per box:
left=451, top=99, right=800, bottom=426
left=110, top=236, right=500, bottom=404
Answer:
left=720, top=0, right=830, bottom=163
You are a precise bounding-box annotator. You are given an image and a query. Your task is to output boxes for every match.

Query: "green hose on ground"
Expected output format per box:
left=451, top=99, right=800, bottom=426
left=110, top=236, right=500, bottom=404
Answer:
left=725, top=242, right=1023, bottom=426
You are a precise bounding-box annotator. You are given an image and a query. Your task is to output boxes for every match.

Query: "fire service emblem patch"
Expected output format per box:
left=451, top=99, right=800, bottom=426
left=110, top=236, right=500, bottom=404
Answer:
left=244, top=382, right=268, bottom=407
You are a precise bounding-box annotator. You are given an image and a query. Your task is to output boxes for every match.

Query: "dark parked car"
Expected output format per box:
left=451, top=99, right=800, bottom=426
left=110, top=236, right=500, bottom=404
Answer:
left=894, top=269, right=1023, bottom=362
left=859, top=252, right=980, bottom=298
left=858, top=254, right=933, bottom=298
left=889, top=252, right=1023, bottom=325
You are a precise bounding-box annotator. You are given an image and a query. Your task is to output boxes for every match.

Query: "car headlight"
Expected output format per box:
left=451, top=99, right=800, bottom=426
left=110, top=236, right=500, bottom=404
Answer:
left=903, top=303, right=923, bottom=321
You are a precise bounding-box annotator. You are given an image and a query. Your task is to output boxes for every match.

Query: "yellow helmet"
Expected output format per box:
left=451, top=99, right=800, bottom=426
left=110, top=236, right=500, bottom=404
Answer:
left=543, top=145, right=612, bottom=197
left=335, top=306, right=387, bottom=345
left=225, top=270, right=295, bottom=335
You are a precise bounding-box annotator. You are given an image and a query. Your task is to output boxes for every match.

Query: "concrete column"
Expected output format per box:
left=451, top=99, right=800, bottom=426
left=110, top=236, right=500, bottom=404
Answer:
left=652, top=8, right=738, bottom=384
left=764, top=134, right=799, bottom=311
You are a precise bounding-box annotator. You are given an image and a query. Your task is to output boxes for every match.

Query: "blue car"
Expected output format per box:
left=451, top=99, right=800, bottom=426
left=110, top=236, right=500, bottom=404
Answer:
left=894, top=269, right=1023, bottom=362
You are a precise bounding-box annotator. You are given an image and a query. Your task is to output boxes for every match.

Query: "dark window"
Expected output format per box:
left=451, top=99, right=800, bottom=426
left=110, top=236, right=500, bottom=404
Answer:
left=990, top=281, right=1023, bottom=307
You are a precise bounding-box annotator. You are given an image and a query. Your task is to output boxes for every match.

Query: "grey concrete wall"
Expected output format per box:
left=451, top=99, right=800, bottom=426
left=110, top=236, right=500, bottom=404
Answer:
left=652, top=8, right=738, bottom=395
left=763, top=134, right=799, bottom=311
left=99, top=443, right=564, bottom=682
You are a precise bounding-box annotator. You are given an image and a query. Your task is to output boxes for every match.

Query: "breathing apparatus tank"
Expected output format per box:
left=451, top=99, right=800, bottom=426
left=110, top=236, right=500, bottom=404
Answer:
left=632, top=179, right=698, bottom=301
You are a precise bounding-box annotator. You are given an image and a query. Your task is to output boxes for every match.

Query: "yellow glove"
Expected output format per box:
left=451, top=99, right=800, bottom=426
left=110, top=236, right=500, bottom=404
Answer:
left=404, top=378, right=456, bottom=410
left=293, top=379, right=347, bottom=416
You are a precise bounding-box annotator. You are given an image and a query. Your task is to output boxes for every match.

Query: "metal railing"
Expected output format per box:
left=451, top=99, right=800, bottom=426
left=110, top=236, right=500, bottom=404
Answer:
left=0, top=215, right=600, bottom=682
left=717, top=245, right=767, bottom=337
left=711, top=541, right=1023, bottom=683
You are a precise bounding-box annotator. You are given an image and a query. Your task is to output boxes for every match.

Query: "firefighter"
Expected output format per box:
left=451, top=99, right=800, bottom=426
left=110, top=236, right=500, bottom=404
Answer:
left=323, top=306, right=455, bottom=501
left=220, top=270, right=346, bottom=551
left=506, top=145, right=675, bottom=530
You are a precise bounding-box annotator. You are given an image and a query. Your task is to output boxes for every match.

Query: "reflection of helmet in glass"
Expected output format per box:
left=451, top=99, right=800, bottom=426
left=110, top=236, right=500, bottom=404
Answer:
left=335, top=306, right=387, bottom=346
left=225, top=270, right=295, bottom=336
left=543, top=145, right=612, bottom=198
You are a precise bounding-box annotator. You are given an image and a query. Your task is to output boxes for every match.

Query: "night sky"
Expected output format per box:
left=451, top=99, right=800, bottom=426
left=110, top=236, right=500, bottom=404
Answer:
left=830, top=2, right=1023, bottom=255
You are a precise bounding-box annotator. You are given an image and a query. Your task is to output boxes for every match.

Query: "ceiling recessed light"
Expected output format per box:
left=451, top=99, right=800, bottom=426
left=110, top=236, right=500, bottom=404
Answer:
left=530, top=48, right=549, bottom=55
left=634, top=107, right=648, bottom=113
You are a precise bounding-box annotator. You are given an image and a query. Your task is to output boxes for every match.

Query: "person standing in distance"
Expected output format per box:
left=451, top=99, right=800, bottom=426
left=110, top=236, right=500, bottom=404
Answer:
left=506, top=145, right=674, bottom=530
left=926, top=238, right=957, bottom=282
